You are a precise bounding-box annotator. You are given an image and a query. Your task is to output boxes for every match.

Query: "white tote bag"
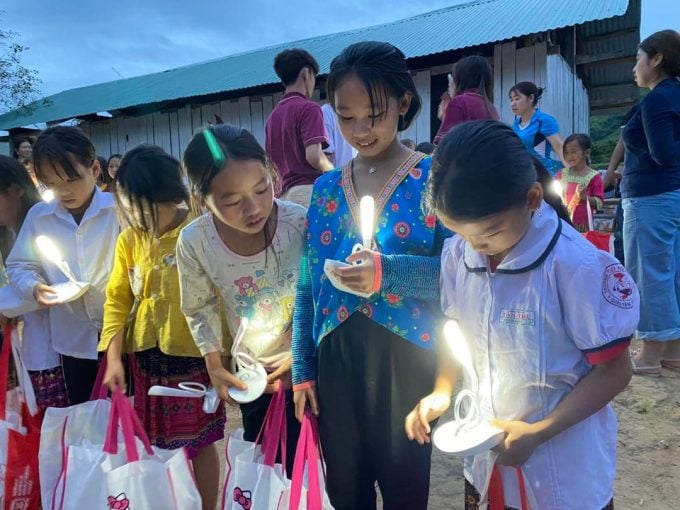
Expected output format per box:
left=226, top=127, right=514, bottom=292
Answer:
left=39, top=361, right=111, bottom=509
left=53, top=388, right=202, bottom=510
left=222, top=385, right=290, bottom=510
left=279, top=411, right=334, bottom=510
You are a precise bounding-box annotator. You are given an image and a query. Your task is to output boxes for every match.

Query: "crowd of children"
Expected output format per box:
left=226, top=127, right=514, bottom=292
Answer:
left=2, top=29, right=678, bottom=510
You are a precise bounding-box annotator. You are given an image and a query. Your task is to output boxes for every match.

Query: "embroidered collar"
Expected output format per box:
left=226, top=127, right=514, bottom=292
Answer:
left=463, top=201, right=562, bottom=274
left=341, top=152, right=426, bottom=229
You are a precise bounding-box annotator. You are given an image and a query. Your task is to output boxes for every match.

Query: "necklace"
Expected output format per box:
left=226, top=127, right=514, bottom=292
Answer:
left=368, top=167, right=377, bottom=174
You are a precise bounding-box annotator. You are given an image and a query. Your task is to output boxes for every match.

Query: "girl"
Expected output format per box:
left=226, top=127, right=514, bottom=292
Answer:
left=178, top=124, right=306, bottom=474
left=6, top=126, right=119, bottom=405
left=434, top=55, right=499, bottom=144
left=100, top=145, right=222, bottom=510
left=0, top=155, right=68, bottom=411
left=107, top=154, right=122, bottom=181
left=556, top=133, right=604, bottom=232
left=405, top=121, right=639, bottom=510
left=96, top=155, right=113, bottom=191
left=510, top=81, right=567, bottom=175
left=292, top=42, right=447, bottom=510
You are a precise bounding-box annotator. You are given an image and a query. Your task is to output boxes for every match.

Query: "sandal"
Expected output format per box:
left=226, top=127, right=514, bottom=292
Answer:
left=660, top=359, right=680, bottom=372
left=630, top=354, right=662, bottom=377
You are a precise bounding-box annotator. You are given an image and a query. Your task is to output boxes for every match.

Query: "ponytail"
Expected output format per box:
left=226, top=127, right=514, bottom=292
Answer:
left=532, top=157, right=572, bottom=225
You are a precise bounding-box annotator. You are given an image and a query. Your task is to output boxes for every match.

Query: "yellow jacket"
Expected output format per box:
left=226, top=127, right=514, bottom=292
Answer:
left=99, top=217, right=202, bottom=357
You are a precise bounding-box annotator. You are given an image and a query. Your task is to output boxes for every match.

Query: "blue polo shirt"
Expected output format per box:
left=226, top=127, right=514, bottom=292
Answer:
left=512, top=109, right=561, bottom=175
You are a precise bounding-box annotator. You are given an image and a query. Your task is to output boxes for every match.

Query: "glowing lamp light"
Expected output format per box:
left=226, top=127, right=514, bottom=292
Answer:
left=359, top=195, right=375, bottom=250
left=35, top=235, right=79, bottom=284
left=551, top=180, right=563, bottom=200
left=41, top=189, right=55, bottom=203
left=444, top=320, right=478, bottom=392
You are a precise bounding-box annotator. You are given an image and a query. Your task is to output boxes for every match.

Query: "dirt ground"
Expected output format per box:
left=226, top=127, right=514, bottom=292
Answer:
left=220, top=346, right=680, bottom=509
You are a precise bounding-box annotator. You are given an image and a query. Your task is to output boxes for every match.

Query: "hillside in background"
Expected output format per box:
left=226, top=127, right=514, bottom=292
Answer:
left=590, top=113, right=625, bottom=169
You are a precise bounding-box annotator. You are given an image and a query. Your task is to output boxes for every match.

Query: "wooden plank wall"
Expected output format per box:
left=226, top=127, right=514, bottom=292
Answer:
left=492, top=41, right=587, bottom=137
left=84, top=70, right=433, bottom=159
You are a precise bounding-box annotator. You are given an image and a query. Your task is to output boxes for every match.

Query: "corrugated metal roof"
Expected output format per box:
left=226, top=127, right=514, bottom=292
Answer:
left=0, top=0, right=629, bottom=130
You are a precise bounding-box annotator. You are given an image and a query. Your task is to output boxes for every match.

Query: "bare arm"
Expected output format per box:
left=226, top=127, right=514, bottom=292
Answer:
left=603, top=135, right=624, bottom=190
left=547, top=134, right=568, bottom=170
left=305, top=143, right=334, bottom=172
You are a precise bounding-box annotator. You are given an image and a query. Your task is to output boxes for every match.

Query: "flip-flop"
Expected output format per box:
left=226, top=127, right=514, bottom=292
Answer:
left=660, top=359, right=680, bottom=372
left=630, top=354, right=662, bottom=377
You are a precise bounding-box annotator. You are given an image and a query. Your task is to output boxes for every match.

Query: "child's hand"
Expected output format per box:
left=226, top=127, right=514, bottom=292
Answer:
left=336, top=249, right=377, bottom=295
left=265, top=354, right=292, bottom=392
left=103, top=356, right=126, bottom=393
left=577, top=186, right=587, bottom=203
left=405, top=392, right=452, bottom=445
left=32, top=283, right=59, bottom=306
left=207, top=365, right=247, bottom=406
left=490, top=419, right=543, bottom=467
left=293, top=386, right=319, bottom=423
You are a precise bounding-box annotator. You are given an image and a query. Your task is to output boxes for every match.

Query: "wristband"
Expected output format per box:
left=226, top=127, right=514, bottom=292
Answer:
left=372, top=252, right=383, bottom=293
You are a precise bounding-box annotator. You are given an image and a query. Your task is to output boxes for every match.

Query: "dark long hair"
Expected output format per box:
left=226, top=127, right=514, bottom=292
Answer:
left=183, top=124, right=279, bottom=265
left=0, top=155, right=42, bottom=260
left=33, top=126, right=96, bottom=182
left=426, top=120, right=570, bottom=222
left=326, top=41, right=421, bottom=131
left=115, top=145, right=188, bottom=235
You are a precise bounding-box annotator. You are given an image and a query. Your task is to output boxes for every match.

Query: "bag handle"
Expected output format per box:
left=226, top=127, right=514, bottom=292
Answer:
left=489, top=464, right=530, bottom=510
left=585, top=192, right=594, bottom=232
left=288, top=411, right=323, bottom=510
left=103, top=388, right=154, bottom=462
left=8, top=325, right=38, bottom=416
left=0, top=323, right=13, bottom=420
left=89, top=357, right=109, bottom=401
left=260, top=384, right=288, bottom=471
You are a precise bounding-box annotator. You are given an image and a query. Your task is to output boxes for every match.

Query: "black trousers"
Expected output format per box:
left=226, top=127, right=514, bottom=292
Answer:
left=240, top=389, right=301, bottom=477
left=60, top=354, right=99, bottom=405
left=317, top=313, right=437, bottom=510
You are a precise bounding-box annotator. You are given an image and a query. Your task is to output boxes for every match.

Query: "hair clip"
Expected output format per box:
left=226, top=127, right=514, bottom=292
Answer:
left=202, top=129, right=226, bottom=168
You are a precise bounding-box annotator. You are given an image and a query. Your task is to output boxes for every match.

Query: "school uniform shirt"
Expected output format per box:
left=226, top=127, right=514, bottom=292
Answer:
left=6, top=187, right=119, bottom=359
left=440, top=200, right=639, bottom=510
left=292, top=153, right=448, bottom=387
left=512, top=109, right=561, bottom=175
left=1, top=259, right=59, bottom=371
left=177, top=199, right=306, bottom=368
left=99, top=215, right=202, bottom=358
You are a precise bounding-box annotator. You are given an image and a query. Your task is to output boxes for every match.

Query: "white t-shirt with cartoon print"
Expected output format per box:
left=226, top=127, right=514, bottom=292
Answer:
left=177, top=199, right=306, bottom=368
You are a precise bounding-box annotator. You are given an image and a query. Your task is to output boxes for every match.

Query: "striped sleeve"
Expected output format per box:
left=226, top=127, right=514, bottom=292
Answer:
left=291, top=248, right=317, bottom=388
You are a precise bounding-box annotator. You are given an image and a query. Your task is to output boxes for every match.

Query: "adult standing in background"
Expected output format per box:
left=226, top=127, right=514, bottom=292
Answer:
left=265, top=48, right=332, bottom=207
left=433, top=55, right=499, bottom=144
left=322, top=102, right=356, bottom=168
left=621, top=29, right=680, bottom=376
left=510, top=81, right=567, bottom=175
left=13, top=138, right=33, bottom=161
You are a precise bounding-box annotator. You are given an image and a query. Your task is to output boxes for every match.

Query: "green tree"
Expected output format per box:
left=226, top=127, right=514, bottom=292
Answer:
left=0, top=17, right=41, bottom=114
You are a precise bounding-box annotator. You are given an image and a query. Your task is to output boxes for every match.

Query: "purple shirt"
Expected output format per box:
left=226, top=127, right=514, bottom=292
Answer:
left=434, top=91, right=499, bottom=144
left=265, top=92, right=328, bottom=192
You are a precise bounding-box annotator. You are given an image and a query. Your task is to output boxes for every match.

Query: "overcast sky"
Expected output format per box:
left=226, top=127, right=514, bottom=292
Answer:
left=2, top=0, right=675, bottom=98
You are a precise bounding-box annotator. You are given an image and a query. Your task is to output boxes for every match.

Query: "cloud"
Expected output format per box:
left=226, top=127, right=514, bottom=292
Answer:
left=3, top=0, right=459, bottom=96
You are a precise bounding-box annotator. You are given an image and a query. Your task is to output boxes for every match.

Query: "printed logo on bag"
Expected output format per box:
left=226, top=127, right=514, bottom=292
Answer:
left=107, top=493, right=130, bottom=510
left=500, top=309, right=535, bottom=326
left=233, top=487, right=252, bottom=510
left=602, top=264, right=634, bottom=309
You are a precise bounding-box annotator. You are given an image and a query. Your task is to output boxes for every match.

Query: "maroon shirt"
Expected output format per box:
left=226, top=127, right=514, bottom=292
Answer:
left=433, top=91, right=499, bottom=144
left=265, top=92, right=328, bottom=192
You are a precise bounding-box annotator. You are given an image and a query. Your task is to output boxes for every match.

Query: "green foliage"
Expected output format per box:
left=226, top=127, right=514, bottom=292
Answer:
left=589, top=114, right=625, bottom=168
left=0, top=15, right=41, bottom=114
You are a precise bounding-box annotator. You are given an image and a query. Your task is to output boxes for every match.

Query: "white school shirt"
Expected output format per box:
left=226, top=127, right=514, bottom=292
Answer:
left=1, top=258, right=59, bottom=371
left=6, top=188, right=119, bottom=359
left=177, top=199, right=306, bottom=367
left=321, top=103, right=356, bottom=168
left=440, top=201, right=639, bottom=510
